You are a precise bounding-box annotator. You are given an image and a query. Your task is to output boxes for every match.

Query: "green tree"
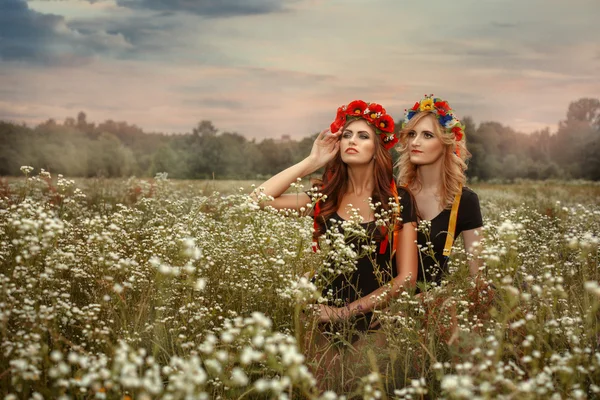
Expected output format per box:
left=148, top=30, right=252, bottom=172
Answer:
left=564, top=98, right=600, bottom=128
left=553, top=98, right=600, bottom=178
left=187, top=121, right=224, bottom=179
left=150, top=144, right=186, bottom=178
left=87, top=132, right=135, bottom=177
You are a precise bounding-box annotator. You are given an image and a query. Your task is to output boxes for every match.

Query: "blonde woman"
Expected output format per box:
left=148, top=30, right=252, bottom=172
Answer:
left=396, top=95, right=483, bottom=290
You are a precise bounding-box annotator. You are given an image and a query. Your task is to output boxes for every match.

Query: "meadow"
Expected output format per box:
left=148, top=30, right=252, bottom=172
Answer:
left=1, top=169, right=599, bottom=399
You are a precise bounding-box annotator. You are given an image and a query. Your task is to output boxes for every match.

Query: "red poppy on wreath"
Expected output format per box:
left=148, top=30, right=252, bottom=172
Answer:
left=366, top=103, right=385, bottom=120
left=330, top=106, right=346, bottom=133
left=411, top=101, right=420, bottom=111
left=376, top=114, right=394, bottom=133
left=452, top=126, right=464, bottom=141
left=382, top=134, right=398, bottom=150
left=330, top=117, right=345, bottom=133
left=346, top=100, right=368, bottom=116
left=434, top=100, right=451, bottom=113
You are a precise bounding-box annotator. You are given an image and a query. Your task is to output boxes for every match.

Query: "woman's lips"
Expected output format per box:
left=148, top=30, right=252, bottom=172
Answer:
left=345, top=148, right=358, bottom=154
left=411, top=150, right=423, bottom=154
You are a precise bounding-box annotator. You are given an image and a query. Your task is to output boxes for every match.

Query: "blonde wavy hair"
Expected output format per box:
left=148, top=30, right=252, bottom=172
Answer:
left=395, top=112, right=471, bottom=210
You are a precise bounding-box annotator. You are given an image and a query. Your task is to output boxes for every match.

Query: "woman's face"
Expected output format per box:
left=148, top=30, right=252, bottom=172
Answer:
left=340, top=119, right=377, bottom=165
left=406, top=115, right=445, bottom=166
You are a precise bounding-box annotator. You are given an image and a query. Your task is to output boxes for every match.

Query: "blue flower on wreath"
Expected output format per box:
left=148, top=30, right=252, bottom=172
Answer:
left=438, top=113, right=454, bottom=127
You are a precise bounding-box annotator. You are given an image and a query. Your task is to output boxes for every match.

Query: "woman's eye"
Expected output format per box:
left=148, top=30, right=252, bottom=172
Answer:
left=359, top=134, right=369, bottom=140
left=424, top=132, right=434, bottom=139
left=407, top=131, right=416, bottom=138
left=342, top=131, right=352, bottom=138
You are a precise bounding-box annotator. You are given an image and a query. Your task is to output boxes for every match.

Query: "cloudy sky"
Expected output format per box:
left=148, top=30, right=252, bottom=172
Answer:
left=1, top=0, right=599, bottom=140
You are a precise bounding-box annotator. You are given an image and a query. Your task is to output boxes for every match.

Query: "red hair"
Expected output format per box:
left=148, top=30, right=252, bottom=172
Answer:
left=312, top=124, right=396, bottom=242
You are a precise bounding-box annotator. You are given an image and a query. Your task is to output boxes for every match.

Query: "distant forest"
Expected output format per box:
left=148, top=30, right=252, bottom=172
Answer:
left=1, top=98, right=599, bottom=181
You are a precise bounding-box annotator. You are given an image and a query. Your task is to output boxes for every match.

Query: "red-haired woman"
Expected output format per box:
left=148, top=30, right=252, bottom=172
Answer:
left=252, top=100, right=418, bottom=385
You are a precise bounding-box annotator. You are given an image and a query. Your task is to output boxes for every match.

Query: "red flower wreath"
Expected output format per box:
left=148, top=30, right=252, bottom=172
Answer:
left=329, top=100, right=397, bottom=150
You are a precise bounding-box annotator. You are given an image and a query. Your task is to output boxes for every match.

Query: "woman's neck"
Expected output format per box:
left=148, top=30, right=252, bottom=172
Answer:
left=414, top=158, right=443, bottom=193
left=346, top=163, right=375, bottom=195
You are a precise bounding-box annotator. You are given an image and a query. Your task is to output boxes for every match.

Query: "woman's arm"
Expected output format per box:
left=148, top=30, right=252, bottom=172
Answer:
left=462, top=227, right=483, bottom=277
left=250, top=129, right=340, bottom=210
left=457, top=189, right=484, bottom=277
left=318, top=222, right=418, bottom=322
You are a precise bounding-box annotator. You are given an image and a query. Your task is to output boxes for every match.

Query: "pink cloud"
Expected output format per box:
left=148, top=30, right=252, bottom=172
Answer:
left=3, top=0, right=600, bottom=139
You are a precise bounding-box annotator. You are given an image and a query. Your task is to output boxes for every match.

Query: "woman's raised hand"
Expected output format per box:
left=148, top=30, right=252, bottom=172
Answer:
left=308, top=128, right=341, bottom=169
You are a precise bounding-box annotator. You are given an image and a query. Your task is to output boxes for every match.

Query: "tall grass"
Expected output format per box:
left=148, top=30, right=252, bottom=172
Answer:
left=0, top=170, right=598, bottom=399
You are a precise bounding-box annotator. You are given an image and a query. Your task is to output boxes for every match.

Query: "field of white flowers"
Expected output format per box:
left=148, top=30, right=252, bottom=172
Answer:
left=1, top=168, right=599, bottom=399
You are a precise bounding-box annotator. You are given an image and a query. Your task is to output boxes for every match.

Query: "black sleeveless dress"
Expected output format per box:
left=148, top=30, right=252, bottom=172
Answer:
left=415, top=187, right=483, bottom=289
left=313, top=187, right=417, bottom=340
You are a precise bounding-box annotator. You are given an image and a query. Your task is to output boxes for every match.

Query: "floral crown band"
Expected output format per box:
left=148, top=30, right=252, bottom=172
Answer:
left=401, top=94, right=465, bottom=144
left=330, top=100, right=398, bottom=150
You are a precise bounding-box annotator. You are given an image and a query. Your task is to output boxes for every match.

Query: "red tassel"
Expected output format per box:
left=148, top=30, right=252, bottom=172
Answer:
left=380, top=180, right=400, bottom=255
left=326, top=169, right=334, bottom=181
left=390, top=179, right=399, bottom=200
left=379, top=233, right=388, bottom=254
left=312, top=201, right=321, bottom=252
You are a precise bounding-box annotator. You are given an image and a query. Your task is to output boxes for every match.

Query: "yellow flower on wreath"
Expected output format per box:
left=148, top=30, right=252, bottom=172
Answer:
left=419, top=97, right=434, bottom=111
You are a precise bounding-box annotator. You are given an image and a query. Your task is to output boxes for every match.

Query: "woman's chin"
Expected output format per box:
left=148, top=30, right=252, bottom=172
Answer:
left=409, top=155, right=429, bottom=165
left=341, top=154, right=371, bottom=165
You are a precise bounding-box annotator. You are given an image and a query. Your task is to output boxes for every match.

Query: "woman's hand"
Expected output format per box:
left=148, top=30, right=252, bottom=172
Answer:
left=317, top=304, right=346, bottom=323
left=307, top=129, right=341, bottom=169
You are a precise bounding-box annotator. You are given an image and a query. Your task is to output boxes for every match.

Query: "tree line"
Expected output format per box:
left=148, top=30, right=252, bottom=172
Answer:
left=1, top=98, right=599, bottom=181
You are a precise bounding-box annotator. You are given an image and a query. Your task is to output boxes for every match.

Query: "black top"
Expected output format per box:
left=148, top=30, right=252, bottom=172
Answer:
left=315, top=187, right=417, bottom=309
left=416, top=187, right=483, bottom=288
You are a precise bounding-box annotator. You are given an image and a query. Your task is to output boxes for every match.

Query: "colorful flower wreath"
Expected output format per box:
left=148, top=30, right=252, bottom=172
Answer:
left=401, top=94, right=465, bottom=143
left=330, top=100, right=398, bottom=150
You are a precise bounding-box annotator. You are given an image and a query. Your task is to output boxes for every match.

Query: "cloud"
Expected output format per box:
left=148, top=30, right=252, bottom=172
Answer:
left=2, top=0, right=599, bottom=139
left=0, top=0, right=131, bottom=64
left=490, top=22, right=518, bottom=29
left=0, top=59, right=347, bottom=138
left=182, top=98, right=245, bottom=110
left=64, top=11, right=238, bottom=66
left=0, top=0, right=62, bottom=61
left=115, top=0, right=299, bottom=17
